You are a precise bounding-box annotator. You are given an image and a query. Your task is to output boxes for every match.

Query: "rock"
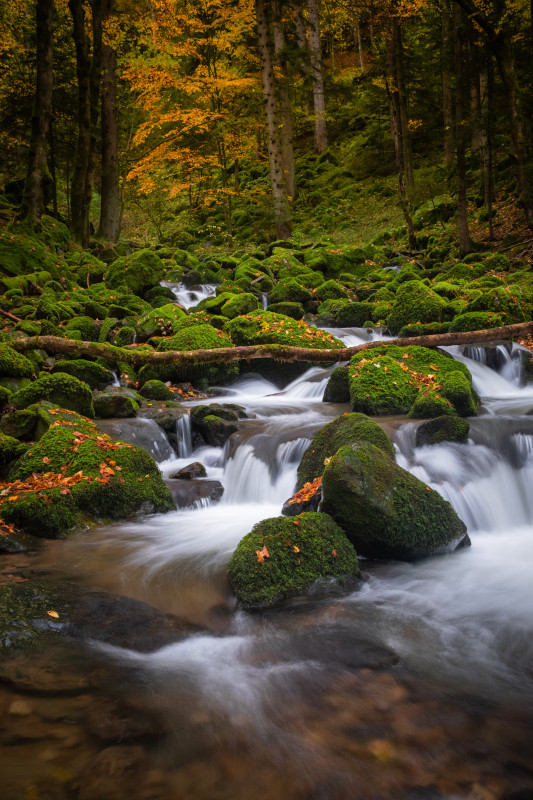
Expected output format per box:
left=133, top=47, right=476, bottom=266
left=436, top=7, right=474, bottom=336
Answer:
left=11, top=372, right=94, bottom=418
left=321, top=441, right=470, bottom=560
left=169, top=462, right=207, bottom=479
left=415, top=416, right=470, bottom=447
left=190, top=403, right=245, bottom=446
left=51, top=358, right=115, bottom=390
left=322, top=366, right=350, bottom=403
left=297, top=412, right=395, bottom=488
left=139, top=379, right=175, bottom=401
left=227, top=512, right=360, bottom=609
left=76, top=745, right=147, bottom=800
left=167, top=479, right=224, bottom=507
left=93, top=388, right=141, bottom=418
left=281, top=488, right=322, bottom=516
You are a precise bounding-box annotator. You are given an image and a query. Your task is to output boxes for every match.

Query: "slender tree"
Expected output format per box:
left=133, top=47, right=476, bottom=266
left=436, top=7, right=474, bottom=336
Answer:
left=454, top=4, right=471, bottom=255
left=21, top=0, right=54, bottom=227
left=272, top=0, right=296, bottom=200
left=97, top=0, right=120, bottom=241
left=307, top=0, right=328, bottom=153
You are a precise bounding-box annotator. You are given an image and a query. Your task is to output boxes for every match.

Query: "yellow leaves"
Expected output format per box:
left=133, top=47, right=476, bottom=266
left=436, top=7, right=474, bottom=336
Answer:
left=287, top=476, right=322, bottom=506
left=47, top=611, right=59, bottom=619
left=256, top=545, right=270, bottom=564
left=332, top=549, right=338, bottom=558
left=293, top=546, right=300, bottom=554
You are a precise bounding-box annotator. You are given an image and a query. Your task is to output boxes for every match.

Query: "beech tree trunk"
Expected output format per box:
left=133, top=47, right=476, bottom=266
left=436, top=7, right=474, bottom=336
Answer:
left=307, top=0, right=328, bottom=154
left=11, top=322, right=533, bottom=369
left=21, top=0, right=54, bottom=228
left=272, top=0, right=295, bottom=200
left=454, top=5, right=471, bottom=256
left=441, top=0, right=454, bottom=170
left=97, top=0, right=120, bottom=242
left=255, top=0, right=292, bottom=239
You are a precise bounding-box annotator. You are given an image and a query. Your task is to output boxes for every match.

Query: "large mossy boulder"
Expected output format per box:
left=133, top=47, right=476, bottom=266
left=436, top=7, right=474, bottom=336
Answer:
left=106, top=249, right=165, bottom=296
left=268, top=278, right=313, bottom=306
left=136, top=303, right=188, bottom=341
left=93, top=388, right=142, bottom=418
left=0, top=344, right=35, bottom=381
left=3, top=417, right=174, bottom=537
left=0, top=432, right=27, bottom=478
left=11, top=372, right=95, bottom=418
left=415, top=415, right=470, bottom=447
left=320, top=442, right=470, bottom=560
left=139, top=380, right=175, bottom=401
left=386, top=281, right=448, bottom=335
left=322, top=366, right=350, bottom=403
left=227, top=512, right=360, bottom=609
left=224, top=310, right=344, bottom=350
left=348, top=345, right=477, bottom=418
left=297, top=412, right=395, bottom=488
left=51, top=359, right=115, bottom=390
left=190, top=403, right=243, bottom=446
left=220, top=292, right=259, bottom=319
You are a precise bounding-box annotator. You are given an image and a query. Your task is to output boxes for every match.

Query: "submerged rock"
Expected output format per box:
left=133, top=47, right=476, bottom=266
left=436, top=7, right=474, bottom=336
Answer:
left=227, top=512, right=360, bottom=609
left=169, top=461, right=207, bottom=479
left=167, top=478, right=224, bottom=507
left=320, top=441, right=470, bottom=560
left=415, top=415, right=470, bottom=447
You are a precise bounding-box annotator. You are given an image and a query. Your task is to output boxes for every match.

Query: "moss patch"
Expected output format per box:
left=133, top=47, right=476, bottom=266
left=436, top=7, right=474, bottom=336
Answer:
left=11, top=373, right=94, bottom=418
left=224, top=311, right=343, bottom=349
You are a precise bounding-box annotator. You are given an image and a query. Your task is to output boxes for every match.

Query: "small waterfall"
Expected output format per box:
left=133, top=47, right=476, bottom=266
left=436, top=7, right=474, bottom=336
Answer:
left=112, top=371, right=120, bottom=388
left=96, top=418, right=176, bottom=463
left=161, top=282, right=217, bottom=310
left=511, top=432, right=533, bottom=464
left=176, top=414, right=193, bottom=458
left=261, top=292, right=268, bottom=310
left=461, top=343, right=523, bottom=385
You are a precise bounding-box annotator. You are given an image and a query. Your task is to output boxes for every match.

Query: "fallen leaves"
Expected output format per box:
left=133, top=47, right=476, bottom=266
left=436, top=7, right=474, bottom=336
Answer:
left=256, top=545, right=270, bottom=563
left=287, top=476, right=322, bottom=506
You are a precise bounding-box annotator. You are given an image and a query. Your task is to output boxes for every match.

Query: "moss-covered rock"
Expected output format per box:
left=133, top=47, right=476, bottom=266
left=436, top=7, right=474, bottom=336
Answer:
left=1, top=490, right=78, bottom=539
left=440, top=371, right=478, bottom=416
left=11, top=373, right=94, bottom=418
left=51, top=359, right=114, bottom=391
left=397, top=321, right=451, bottom=337
left=65, top=315, right=101, bottom=342
left=0, top=385, right=11, bottom=412
left=321, top=442, right=470, bottom=560
left=93, top=388, right=140, bottom=418
left=386, top=281, right=448, bottom=335
left=415, top=416, right=470, bottom=447
left=106, top=249, right=165, bottom=296
left=267, top=302, right=304, bottom=320
left=136, top=303, right=188, bottom=341
left=315, top=280, right=349, bottom=301
left=336, top=301, right=376, bottom=328
left=190, top=403, right=242, bottom=446
left=139, top=380, right=175, bottom=401
left=227, top=512, right=360, bottom=608
left=297, top=412, right=395, bottom=487
left=0, top=344, right=35, bottom=379
left=268, top=278, right=313, bottom=305
left=349, top=345, right=476, bottom=418
left=224, top=311, right=344, bottom=349
left=322, top=366, right=350, bottom=403
left=220, top=292, right=259, bottom=319
left=112, top=326, right=135, bottom=346
left=0, top=432, right=27, bottom=477
left=448, top=311, right=505, bottom=332
left=157, top=323, right=233, bottom=352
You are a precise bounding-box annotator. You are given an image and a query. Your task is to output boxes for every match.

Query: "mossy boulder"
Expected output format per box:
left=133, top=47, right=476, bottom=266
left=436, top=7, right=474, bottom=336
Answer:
left=0, top=229, right=58, bottom=278
left=415, top=416, right=470, bottom=447
left=113, top=326, right=135, bottom=347
left=139, top=380, right=175, bottom=401
left=448, top=311, right=505, bottom=333
left=315, top=280, right=349, bottom=301
left=348, top=345, right=477, bottom=418
left=465, top=285, right=531, bottom=323
left=7, top=419, right=174, bottom=534
left=227, top=512, right=360, bottom=609
left=322, top=367, right=350, bottom=404
left=51, top=359, right=115, bottom=391
left=220, top=292, right=259, bottom=319
left=297, top=412, right=395, bottom=488
left=93, top=388, right=141, bottom=418
left=106, top=249, right=165, bottom=296
left=268, top=278, right=313, bottom=305
left=224, top=311, right=344, bottom=350
left=267, top=302, right=304, bottom=320
left=11, top=373, right=94, bottom=418
left=0, top=432, right=27, bottom=477
left=0, top=385, right=11, bottom=412
left=190, top=403, right=242, bottom=446
left=386, top=281, right=448, bottom=335
left=157, top=323, right=233, bottom=352
left=320, top=442, right=470, bottom=560
left=336, top=302, right=376, bottom=328
left=65, top=315, right=101, bottom=342
left=136, top=303, right=188, bottom=341
left=0, top=344, right=35, bottom=379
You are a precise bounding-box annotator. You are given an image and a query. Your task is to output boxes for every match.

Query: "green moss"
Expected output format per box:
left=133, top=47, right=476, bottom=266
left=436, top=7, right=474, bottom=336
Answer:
left=268, top=278, right=313, bottom=305
left=65, top=315, right=101, bottom=341
left=157, top=323, right=233, bottom=352
left=1, top=490, right=78, bottom=539
left=0, top=432, right=27, bottom=476
left=227, top=512, right=360, bottom=608
left=337, top=302, right=375, bottom=327
left=386, top=281, right=448, bottom=335
left=0, top=385, right=12, bottom=411
left=11, top=373, right=94, bottom=418
left=93, top=389, right=140, bottom=418
left=465, top=285, right=530, bottom=322
left=268, top=302, right=304, bottom=319
left=0, top=344, right=35, bottom=378
left=106, top=249, right=165, bottom=296
left=0, top=406, right=39, bottom=440
left=322, top=366, right=350, bottom=403
left=448, top=311, right=505, bottom=332
left=51, top=359, right=114, bottom=390
left=224, top=311, right=344, bottom=349
left=136, top=303, right=188, bottom=341
left=415, top=416, right=470, bottom=447
left=315, top=280, right=349, bottom=301
left=349, top=355, right=417, bottom=415
left=0, top=229, right=58, bottom=278
left=397, top=321, right=451, bottom=337
left=113, top=326, right=135, bottom=346
left=297, top=412, right=395, bottom=487
left=409, top=388, right=455, bottom=418
left=440, top=371, right=478, bottom=416
left=139, top=380, right=175, bottom=401
left=221, top=292, right=259, bottom=319
left=321, top=442, right=468, bottom=560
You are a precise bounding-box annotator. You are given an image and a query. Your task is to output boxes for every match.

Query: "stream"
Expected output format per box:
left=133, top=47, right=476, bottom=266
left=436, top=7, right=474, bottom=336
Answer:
left=1, top=326, right=533, bottom=800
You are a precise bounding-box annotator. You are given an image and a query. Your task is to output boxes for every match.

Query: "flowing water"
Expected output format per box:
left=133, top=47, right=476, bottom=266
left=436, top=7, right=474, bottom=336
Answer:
left=2, top=330, right=533, bottom=800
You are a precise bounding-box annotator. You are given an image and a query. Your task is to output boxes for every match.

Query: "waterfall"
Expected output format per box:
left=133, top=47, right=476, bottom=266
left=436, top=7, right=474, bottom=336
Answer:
left=161, top=281, right=218, bottom=310
left=176, top=414, right=193, bottom=458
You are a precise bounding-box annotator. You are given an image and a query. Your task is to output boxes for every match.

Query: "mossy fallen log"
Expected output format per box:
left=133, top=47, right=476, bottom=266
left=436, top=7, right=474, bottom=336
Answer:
left=9, top=321, right=533, bottom=368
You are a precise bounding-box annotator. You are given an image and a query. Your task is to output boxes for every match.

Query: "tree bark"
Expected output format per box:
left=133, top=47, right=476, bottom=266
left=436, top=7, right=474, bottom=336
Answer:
left=21, top=0, right=54, bottom=228
left=272, top=0, right=295, bottom=200
left=454, top=5, right=471, bottom=256
left=255, top=0, right=292, bottom=239
left=441, top=0, right=454, bottom=170
left=11, top=322, right=533, bottom=368
left=97, top=0, right=120, bottom=242
left=307, top=0, right=327, bottom=154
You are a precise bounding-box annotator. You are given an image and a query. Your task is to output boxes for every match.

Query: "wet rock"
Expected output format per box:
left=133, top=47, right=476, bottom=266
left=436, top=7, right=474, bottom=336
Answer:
left=0, top=529, right=41, bottom=554
left=282, top=489, right=322, bottom=517
left=415, top=416, right=470, bottom=447
left=167, top=479, right=224, bottom=508
left=190, top=404, right=244, bottom=447
left=86, top=696, right=169, bottom=743
left=323, top=366, right=350, bottom=403
left=321, top=442, right=470, bottom=560
left=93, top=388, right=141, bottom=419
left=169, top=462, right=207, bottom=480
left=76, top=745, right=147, bottom=800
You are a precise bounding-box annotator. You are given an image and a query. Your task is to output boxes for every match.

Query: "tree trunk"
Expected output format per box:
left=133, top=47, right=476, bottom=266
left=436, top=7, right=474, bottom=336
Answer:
left=273, top=0, right=295, bottom=200
left=255, top=0, right=292, bottom=239
left=11, top=321, right=533, bottom=368
left=441, top=0, right=454, bottom=169
left=454, top=5, right=471, bottom=256
left=97, top=0, right=120, bottom=242
left=307, top=0, right=328, bottom=153
left=393, top=21, right=413, bottom=189
left=21, top=0, right=54, bottom=228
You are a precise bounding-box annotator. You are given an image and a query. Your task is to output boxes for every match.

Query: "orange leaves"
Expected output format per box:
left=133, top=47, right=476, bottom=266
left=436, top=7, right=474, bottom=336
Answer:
left=0, top=519, right=17, bottom=537
left=42, top=456, right=51, bottom=464
left=287, top=476, right=322, bottom=506
left=332, top=549, right=338, bottom=558
left=47, top=610, right=59, bottom=619
left=256, top=545, right=270, bottom=564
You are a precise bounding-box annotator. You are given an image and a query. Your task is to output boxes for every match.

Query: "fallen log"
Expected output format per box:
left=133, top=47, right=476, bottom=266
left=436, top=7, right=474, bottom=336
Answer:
left=8, top=321, right=533, bottom=368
